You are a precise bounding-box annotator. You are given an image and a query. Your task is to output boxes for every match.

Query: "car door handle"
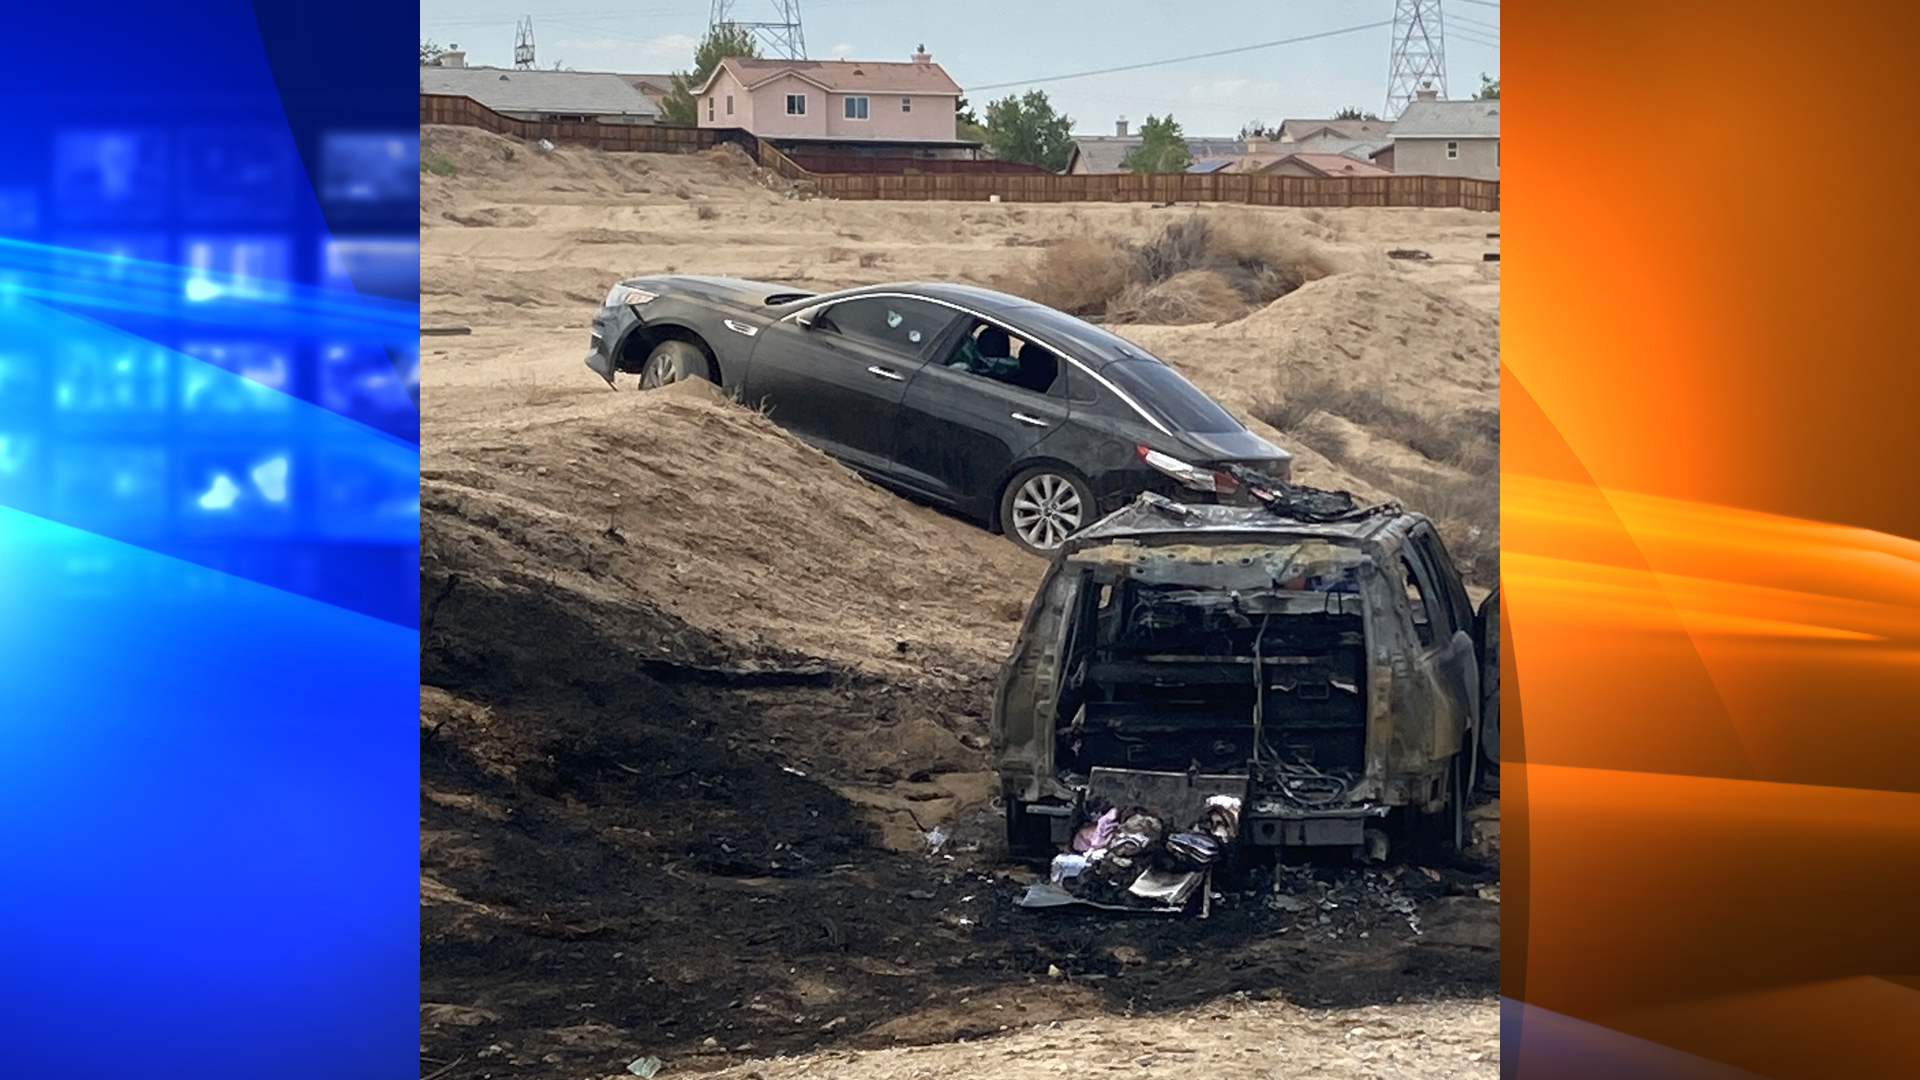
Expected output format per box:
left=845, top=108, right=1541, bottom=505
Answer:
left=867, top=365, right=905, bottom=381
left=1011, top=412, right=1049, bottom=427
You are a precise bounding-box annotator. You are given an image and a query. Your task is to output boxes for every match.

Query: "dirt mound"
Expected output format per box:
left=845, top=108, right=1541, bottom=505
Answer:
left=419, top=126, right=779, bottom=228
left=423, top=380, right=1045, bottom=848
left=424, top=382, right=1043, bottom=685
left=1235, top=271, right=1500, bottom=412
left=1111, top=272, right=1500, bottom=585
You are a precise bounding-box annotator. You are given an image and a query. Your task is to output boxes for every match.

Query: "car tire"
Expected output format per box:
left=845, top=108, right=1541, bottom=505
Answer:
left=638, top=339, right=705, bottom=390
left=1000, top=466, right=1096, bottom=557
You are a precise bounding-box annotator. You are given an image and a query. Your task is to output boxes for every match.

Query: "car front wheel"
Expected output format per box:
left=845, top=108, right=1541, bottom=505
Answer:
left=1000, top=466, right=1094, bottom=557
left=638, top=339, right=705, bottom=389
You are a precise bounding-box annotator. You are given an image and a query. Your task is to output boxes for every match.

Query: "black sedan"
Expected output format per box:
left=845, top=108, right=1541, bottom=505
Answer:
left=585, top=276, right=1292, bottom=555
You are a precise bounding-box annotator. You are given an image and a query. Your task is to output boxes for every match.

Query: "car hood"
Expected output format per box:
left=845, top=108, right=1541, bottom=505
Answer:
left=1176, top=428, right=1293, bottom=466
left=629, top=274, right=816, bottom=310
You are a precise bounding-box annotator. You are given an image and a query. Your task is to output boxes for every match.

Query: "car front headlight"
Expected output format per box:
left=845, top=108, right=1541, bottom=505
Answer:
left=603, top=284, right=659, bottom=308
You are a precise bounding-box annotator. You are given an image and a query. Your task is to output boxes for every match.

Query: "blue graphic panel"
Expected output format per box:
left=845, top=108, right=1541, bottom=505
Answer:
left=0, top=1, right=420, bottom=1076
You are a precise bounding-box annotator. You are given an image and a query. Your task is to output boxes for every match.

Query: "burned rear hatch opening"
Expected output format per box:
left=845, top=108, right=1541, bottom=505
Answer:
left=1057, top=538, right=1371, bottom=786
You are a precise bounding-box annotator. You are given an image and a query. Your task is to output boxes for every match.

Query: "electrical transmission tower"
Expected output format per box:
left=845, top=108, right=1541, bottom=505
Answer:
left=709, top=0, right=807, bottom=60
left=513, top=17, right=536, bottom=69
left=1384, top=0, right=1447, bottom=119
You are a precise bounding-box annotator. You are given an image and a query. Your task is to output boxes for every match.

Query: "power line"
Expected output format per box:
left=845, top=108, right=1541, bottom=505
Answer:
left=1454, top=0, right=1499, bottom=8
left=964, top=19, right=1393, bottom=93
left=1451, top=13, right=1500, bottom=34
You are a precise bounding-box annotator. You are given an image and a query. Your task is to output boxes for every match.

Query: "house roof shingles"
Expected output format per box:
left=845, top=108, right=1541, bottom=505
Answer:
left=1391, top=99, right=1500, bottom=139
left=1277, top=118, right=1394, bottom=143
left=705, top=56, right=961, bottom=96
left=1241, top=152, right=1391, bottom=178
left=422, top=66, right=660, bottom=118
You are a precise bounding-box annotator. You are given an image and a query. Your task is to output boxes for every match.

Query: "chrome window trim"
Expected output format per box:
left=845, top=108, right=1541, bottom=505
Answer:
left=778, top=290, right=1175, bottom=437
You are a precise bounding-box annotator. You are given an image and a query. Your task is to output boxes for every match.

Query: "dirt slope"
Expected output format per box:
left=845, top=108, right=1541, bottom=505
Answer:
left=425, top=378, right=1042, bottom=682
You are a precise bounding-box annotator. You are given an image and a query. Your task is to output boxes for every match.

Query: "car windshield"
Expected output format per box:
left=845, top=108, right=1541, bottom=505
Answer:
left=1102, top=359, right=1245, bottom=434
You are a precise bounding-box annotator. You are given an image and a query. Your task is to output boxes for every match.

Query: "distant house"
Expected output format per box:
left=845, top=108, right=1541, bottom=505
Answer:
left=620, top=72, right=676, bottom=110
left=1275, top=117, right=1393, bottom=145
left=1225, top=152, right=1391, bottom=179
left=420, top=64, right=660, bottom=124
left=1066, top=118, right=1247, bottom=174
left=695, top=47, right=975, bottom=159
left=1383, top=90, right=1499, bottom=180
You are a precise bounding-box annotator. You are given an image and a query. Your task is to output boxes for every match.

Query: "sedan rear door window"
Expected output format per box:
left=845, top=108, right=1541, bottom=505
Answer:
left=813, top=296, right=957, bottom=360
left=940, top=319, right=1062, bottom=395
left=1102, top=358, right=1244, bottom=434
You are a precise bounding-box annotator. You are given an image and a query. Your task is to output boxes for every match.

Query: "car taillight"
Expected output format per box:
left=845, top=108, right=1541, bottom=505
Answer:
left=1136, top=445, right=1238, bottom=495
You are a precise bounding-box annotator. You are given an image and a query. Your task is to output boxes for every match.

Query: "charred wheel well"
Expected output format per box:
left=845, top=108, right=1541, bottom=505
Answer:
left=618, top=323, right=721, bottom=383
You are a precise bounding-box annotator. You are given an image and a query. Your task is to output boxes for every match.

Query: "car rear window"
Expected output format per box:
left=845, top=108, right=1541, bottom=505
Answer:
left=1102, top=359, right=1245, bottom=434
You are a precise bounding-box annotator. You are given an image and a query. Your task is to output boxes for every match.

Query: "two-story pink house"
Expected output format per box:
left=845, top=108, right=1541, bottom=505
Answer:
left=695, top=47, right=974, bottom=159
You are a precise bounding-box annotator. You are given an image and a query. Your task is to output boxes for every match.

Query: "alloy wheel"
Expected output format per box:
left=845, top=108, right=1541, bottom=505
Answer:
left=1009, top=472, right=1085, bottom=551
left=640, top=350, right=680, bottom=389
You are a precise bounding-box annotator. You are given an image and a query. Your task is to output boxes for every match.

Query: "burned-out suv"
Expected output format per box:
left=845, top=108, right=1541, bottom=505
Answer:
left=993, top=489, right=1498, bottom=858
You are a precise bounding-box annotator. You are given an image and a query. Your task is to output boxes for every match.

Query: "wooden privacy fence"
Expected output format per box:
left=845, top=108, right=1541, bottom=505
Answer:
left=421, top=93, right=718, bottom=152
left=785, top=154, right=1054, bottom=176
left=808, top=171, right=1499, bottom=211
left=422, top=94, right=1499, bottom=211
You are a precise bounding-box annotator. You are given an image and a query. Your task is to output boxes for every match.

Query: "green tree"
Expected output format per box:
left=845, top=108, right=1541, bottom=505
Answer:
left=1333, top=106, right=1381, bottom=121
left=1239, top=119, right=1280, bottom=140
left=1122, top=114, right=1192, bottom=174
left=983, top=91, right=1075, bottom=171
left=956, top=96, right=989, bottom=146
left=420, top=39, right=446, bottom=66
left=661, top=23, right=760, bottom=126
left=1477, top=73, right=1500, bottom=100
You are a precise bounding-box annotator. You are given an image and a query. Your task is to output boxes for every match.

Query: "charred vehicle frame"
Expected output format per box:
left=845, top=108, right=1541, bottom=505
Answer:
left=993, top=488, right=1499, bottom=860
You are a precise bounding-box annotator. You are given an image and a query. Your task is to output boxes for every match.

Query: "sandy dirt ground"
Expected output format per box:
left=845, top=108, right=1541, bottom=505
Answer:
left=419, top=127, right=1500, bottom=1080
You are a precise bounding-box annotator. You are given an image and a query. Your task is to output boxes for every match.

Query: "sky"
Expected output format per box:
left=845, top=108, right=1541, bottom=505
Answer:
left=418, top=0, right=1500, bottom=136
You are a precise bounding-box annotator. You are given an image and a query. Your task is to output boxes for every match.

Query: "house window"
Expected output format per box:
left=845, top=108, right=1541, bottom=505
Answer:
left=844, top=95, right=869, bottom=120
left=1446, top=140, right=1459, bottom=160
left=707, top=97, right=714, bottom=122
left=726, top=94, right=734, bottom=116
left=902, top=96, right=912, bottom=112
left=786, top=93, right=806, bottom=115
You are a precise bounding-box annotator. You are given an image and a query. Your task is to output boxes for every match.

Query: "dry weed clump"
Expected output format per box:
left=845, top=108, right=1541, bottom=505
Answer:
left=995, top=213, right=1338, bottom=325
left=1106, top=269, right=1246, bottom=325
left=995, top=235, right=1136, bottom=316
left=1254, top=367, right=1500, bottom=585
left=700, top=143, right=751, bottom=168
left=1258, top=368, right=1495, bottom=470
